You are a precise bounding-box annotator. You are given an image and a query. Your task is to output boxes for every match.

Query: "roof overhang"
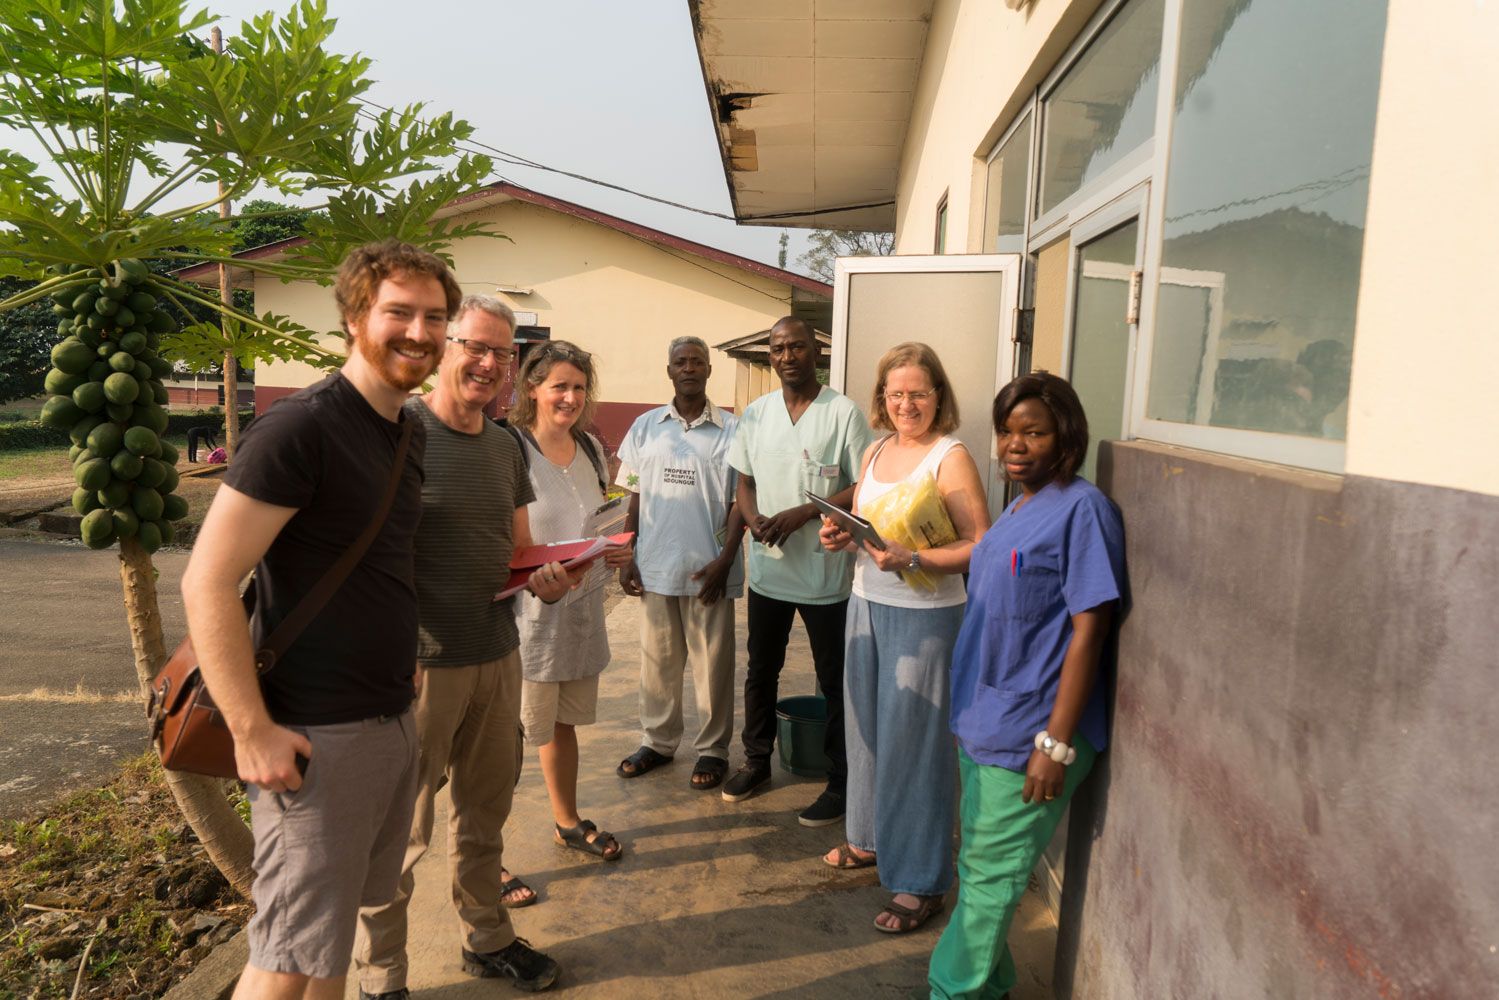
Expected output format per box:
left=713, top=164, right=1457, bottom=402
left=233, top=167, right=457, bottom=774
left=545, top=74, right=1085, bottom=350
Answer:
left=689, top=0, right=933, bottom=232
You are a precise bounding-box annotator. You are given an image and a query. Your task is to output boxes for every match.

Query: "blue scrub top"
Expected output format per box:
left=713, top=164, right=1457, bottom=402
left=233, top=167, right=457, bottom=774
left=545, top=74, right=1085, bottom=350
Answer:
left=949, top=477, right=1125, bottom=771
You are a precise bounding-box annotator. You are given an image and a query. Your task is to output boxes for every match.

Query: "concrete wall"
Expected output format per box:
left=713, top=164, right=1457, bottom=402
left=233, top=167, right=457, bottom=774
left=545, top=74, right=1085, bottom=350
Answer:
left=1054, top=440, right=1499, bottom=998
left=252, top=198, right=803, bottom=440
left=1343, top=0, right=1499, bottom=497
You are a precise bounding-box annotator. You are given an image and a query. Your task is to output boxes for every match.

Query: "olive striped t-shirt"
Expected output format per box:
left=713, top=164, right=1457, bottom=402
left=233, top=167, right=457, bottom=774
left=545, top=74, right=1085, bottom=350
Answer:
left=405, top=399, right=536, bottom=667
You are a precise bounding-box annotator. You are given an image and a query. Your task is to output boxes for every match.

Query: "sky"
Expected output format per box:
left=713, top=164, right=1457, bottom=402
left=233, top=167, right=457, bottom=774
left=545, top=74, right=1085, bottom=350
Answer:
left=3, top=0, right=818, bottom=272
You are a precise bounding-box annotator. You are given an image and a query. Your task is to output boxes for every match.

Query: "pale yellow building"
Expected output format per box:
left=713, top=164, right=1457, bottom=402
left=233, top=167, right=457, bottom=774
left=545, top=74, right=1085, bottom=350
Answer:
left=692, top=1, right=1497, bottom=997
left=184, top=183, right=830, bottom=449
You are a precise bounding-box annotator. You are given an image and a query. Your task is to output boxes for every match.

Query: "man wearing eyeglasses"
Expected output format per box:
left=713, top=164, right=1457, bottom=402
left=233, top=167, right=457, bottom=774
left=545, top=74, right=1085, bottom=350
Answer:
left=353, top=296, right=573, bottom=997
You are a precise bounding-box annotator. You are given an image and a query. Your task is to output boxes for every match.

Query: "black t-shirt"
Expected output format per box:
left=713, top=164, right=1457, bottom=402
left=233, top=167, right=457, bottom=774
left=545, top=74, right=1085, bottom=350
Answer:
left=223, top=373, right=426, bottom=725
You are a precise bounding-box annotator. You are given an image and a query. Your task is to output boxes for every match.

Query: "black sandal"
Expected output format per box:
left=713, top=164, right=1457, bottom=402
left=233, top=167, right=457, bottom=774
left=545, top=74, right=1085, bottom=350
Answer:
left=554, top=819, right=622, bottom=861
left=498, top=875, right=537, bottom=908
left=616, top=745, right=673, bottom=779
left=690, top=755, right=729, bottom=790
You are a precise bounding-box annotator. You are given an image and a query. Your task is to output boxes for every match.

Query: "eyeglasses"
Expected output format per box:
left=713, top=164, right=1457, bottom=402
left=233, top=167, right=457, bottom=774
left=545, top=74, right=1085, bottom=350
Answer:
left=533, top=342, right=591, bottom=364
left=448, top=337, right=515, bottom=365
left=883, top=390, right=936, bottom=404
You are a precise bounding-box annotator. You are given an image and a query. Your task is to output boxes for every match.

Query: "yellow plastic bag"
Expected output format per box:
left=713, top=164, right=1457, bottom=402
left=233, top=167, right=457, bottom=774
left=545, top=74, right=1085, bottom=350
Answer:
left=861, top=472, right=957, bottom=592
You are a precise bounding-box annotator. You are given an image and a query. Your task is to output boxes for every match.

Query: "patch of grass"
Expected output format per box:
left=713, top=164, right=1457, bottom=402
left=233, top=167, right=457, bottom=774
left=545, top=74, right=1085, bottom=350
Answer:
left=0, top=444, right=72, bottom=482
left=0, top=754, right=249, bottom=999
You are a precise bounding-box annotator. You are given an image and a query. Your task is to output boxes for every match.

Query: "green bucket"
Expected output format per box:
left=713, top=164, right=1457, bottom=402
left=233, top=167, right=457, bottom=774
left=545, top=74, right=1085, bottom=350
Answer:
left=775, top=695, right=831, bottom=778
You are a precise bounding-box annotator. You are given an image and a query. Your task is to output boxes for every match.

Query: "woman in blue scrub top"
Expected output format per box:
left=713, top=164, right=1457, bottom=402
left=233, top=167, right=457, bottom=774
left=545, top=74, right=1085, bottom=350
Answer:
left=928, top=372, right=1125, bottom=1000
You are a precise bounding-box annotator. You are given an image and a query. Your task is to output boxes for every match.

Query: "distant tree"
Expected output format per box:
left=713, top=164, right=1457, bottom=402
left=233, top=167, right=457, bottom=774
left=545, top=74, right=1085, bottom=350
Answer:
left=796, top=229, right=895, bottom=282
left=0, top=277, right=52, bottom=404
left=230, top=199, right=317, bottom=252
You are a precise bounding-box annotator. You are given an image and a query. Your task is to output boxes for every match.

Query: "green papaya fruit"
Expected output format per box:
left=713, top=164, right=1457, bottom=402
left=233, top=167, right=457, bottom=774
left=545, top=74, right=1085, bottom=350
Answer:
left=86, top=360, right=110, bottom=382
left=159, top=465, right=180, bottom=494
left=102, top=372, right=140, bottom=406
left=136, top=519, right=162, bottom=554
left=72, top=487, right=99, bottom=516
left=136, top=457, right=167, bottom=489
left=94, top=295, right=119, bottom=316
left=76, top=327, right=102, bottom=349
left=113, top=307, right=135, bottom=329
left=72, top=447, right=96, bottom=466
left=40, top=394, right=85, bottom=430
left=158, top=440, right=179, bottom=466
left=105, top=402, right=133, bottom=423
left=126, top=291, right=157, bottom=313
left=96, top=342, right=113, bottom=358
left=56, top=318, right=73, bottom=335
left=97, top=479, right=130, bottom=509
left=72, top=381, right=106, bottom=413
left=75, top=458, right=110, bottom=491
left=50, top=337, right=94, bottom=375
left=44, top=368, right=86, bottom=397
left=99, top=278, right=129, bottom=301
left=107, top=351, right=135, bottom=374
left=151, top=382, right=169, bottom=406
left=131, top=487, right=164, bottom=521
left=69, top=414, right=103, bottom=447
left=85, top=313, right=107, bottom=332
left=135, top=403, right=168, bottom=434
left=80, top=508, right=115, bottom=549
left=157, top=519, right=176, bottom=546
left=148, top=313, right=175, bottom=334
left=149, top=356, right=174, bottom=379
left=68, top=444, right=84, bottom=463
left=161, top=493, right=189, bottom=521
left=110, top=451, right=143, bottom=481
left=86, top=422, right=124, bottom=457
left=115, top=259, right=150, bottom=284
left=71, top=290, right=99, bottom=315
left=118, top=331, right=146, bottom=355
left=124, top=426, right=161, bottom=457
left=111, top=507, right=140, bottom=539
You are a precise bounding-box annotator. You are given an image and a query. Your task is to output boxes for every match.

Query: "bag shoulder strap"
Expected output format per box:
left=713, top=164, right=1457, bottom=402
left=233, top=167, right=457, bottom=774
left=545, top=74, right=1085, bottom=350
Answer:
left=514, top=425, right=608, bottom=494
left=505, top=423, right=532, bottom=473
left=253, top=416, right=415, bottom=673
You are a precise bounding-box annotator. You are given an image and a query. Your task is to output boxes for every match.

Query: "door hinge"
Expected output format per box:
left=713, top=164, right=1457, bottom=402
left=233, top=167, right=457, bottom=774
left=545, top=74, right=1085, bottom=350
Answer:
left=1126, top=270, right=1143, bottom=325
left=1014, top=307, right=1035, bottom=345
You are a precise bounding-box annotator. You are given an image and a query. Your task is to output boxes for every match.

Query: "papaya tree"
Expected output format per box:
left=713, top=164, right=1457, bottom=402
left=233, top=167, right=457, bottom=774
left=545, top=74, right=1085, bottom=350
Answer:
left=0, top=0, right=497, bottom=897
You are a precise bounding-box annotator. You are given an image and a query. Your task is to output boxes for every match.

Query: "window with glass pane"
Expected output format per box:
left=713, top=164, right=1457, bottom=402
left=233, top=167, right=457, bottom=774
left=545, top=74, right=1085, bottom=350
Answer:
left=1146, top=0, right=1387, bottom=441
left=1037, top=0, right=1164, bottom=217
left=983, top=115, right=1031, bottom=253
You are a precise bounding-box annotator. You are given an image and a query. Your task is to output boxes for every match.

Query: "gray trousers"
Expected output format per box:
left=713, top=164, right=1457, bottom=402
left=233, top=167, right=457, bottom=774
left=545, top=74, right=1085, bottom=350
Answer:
left=639, top=592, right=736, bottom=760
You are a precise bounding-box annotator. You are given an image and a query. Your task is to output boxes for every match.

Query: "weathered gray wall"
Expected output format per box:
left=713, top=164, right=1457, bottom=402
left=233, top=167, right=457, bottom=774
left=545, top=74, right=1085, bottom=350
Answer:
left=1056, top=441, right=1499, bottom=1000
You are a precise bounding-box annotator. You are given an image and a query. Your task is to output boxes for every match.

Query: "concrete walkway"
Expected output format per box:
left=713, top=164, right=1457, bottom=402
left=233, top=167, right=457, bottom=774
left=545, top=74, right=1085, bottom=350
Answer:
left=358, top=596, right=1057, bottom=999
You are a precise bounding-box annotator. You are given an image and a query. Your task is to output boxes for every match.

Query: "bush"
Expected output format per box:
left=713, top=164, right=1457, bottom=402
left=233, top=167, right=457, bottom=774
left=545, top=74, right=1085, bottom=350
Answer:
left=0, top=409, right=253, bottom=451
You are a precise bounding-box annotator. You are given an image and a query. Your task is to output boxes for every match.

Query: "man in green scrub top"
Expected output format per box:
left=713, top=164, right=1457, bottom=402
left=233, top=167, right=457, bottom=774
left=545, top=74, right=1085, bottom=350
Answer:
left=722, top=317, right=874, bottom=826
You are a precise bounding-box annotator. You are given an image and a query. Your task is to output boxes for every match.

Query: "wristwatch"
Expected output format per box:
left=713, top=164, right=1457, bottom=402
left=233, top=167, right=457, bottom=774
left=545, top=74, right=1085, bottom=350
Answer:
left=907, top=549, right=921, bottom=572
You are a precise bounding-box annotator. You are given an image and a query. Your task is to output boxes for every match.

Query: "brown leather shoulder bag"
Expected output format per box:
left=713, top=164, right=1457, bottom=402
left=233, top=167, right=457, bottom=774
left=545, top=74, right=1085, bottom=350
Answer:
left=146, top=417, right=414, bottom=778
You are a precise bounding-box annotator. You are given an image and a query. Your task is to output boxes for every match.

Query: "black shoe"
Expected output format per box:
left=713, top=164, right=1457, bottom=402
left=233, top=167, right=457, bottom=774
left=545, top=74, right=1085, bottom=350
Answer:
left=462, top=938, right=560, bottom=992
left=721, top=762, right=772, bottom=802
left=798, top=789, right=846, bottom=827
left=359, top=990, right=409, bottom=1000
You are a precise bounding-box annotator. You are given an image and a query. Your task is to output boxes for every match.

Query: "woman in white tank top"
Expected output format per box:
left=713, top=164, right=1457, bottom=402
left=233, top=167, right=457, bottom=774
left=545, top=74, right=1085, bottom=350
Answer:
left=817, top=342, right=991, bottom=934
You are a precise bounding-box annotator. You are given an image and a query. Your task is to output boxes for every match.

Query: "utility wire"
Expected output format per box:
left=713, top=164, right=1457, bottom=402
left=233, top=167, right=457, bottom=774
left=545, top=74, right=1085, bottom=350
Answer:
left=352, top=99, right=894, bottom=226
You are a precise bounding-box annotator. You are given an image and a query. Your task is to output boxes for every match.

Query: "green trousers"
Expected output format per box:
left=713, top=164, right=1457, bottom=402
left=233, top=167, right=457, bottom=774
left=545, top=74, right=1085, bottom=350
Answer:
left=927, top=735, right=1097, bottom=1000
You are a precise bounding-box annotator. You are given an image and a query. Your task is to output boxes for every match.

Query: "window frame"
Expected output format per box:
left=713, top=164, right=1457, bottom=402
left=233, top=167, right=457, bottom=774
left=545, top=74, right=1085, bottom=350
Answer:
left=976, top=0, right=1352, bottom=473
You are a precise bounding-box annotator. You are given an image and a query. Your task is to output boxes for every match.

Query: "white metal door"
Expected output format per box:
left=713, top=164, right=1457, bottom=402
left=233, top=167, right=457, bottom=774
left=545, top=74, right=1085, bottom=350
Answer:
left=830, top=254, right=1023, bottom=521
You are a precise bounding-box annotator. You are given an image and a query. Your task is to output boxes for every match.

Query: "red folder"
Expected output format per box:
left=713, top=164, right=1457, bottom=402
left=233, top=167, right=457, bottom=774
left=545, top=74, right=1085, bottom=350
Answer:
left=494, top=532, right=634, bottom=601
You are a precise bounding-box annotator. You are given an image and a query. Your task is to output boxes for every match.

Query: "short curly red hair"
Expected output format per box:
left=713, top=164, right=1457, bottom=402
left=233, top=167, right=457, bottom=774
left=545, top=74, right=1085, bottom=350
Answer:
left=333, top=239, right=462, bottom=337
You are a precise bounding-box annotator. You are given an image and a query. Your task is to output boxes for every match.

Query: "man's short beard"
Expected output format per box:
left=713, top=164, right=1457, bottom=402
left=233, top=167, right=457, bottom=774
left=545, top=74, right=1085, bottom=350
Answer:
left=357, top=334, right=436, bottom=392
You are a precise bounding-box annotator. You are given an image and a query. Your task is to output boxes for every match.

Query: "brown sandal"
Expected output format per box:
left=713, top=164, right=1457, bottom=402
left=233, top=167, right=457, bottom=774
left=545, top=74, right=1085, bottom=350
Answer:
left=874, top=894, right=945, bottom=933
left=824, top=842, right=877, bottom=870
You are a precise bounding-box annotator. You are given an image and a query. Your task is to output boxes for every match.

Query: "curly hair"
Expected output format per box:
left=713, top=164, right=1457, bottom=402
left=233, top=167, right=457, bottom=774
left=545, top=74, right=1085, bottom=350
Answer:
left=510, top=340, right=600, bottom=432
left=333, top=239, right=462, bottom=337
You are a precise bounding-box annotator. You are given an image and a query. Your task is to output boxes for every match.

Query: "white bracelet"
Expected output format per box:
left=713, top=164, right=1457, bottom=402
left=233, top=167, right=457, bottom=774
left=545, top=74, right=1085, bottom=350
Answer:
left=1033, top=730, right=1077, bottom=765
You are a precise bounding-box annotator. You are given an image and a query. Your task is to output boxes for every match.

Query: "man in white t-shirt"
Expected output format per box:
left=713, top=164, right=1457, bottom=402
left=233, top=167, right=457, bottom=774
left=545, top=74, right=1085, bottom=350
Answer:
left=615, top=336, right=745, bottom=790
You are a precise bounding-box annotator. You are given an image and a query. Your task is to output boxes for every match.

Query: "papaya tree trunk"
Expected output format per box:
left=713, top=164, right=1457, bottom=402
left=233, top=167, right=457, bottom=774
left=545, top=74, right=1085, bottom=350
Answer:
left=222, top=352, right=240, bottom=456
left=118, top=536, right=255, bottom=898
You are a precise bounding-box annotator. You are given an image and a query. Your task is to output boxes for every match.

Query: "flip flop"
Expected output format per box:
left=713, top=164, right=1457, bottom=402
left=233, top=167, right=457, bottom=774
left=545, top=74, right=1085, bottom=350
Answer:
left=824, top=842, right=877, bottom=870
left=616, top=745, right=673, bottom=779
left=554, top=819, right=623, bottom=861
left=499, top=875, right=537, bottom=908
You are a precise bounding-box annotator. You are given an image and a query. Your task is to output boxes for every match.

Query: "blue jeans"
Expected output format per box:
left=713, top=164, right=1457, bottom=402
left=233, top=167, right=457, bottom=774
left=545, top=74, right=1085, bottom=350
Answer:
left=844, top=594, right=964, bottom=896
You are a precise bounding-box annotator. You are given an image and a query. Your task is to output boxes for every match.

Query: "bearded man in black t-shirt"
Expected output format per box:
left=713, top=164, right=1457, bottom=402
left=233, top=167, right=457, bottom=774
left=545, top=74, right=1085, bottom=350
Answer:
left=181, top=240, right=461, bottom=1000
